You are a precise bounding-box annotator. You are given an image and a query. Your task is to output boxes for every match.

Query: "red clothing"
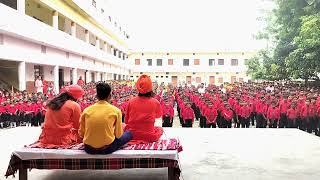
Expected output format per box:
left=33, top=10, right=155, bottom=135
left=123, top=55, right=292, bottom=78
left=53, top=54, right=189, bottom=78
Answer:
left=279, top=100, right=289, bottom=114
left=240, top=105, right=251, bottom=118
left=124, top=96, right=163, bottom=144
left=30, top=100, right=82, bottom=148
left=287, top=108, right=297, bottom=120
left=77, top=79, right=85, bottom=86
left=203, top=107, right=217, bottom=123
left=267, top=107, right=280, bottom=120
left=162, top=105, right=174, bottom=118
left=182, top=107, right=195, bottom=121
left=221, top=108, right=233, bottom=121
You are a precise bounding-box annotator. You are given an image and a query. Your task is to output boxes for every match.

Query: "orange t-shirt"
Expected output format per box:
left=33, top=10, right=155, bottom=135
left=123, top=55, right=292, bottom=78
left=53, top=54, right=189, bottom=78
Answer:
left=124, top=96, right=163, bottom=144
left=31, top=100, right=81, bottom=148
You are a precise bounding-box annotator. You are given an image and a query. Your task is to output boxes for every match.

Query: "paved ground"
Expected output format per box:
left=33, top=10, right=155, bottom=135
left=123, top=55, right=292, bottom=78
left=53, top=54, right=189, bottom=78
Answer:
left=1, top=127, right=320, bottom=180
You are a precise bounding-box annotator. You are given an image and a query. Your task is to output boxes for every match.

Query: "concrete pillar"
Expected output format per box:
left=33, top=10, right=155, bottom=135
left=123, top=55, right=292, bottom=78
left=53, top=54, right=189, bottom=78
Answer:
left=18, top=61, right=26, bottom=91
left=103, top=42, right=107, bottom=52
left=52, top=11, right=59, bottom=29
left=71, top=22, right=76, bottom=37
left=85, top=30, right=89, bottom=43
left=96, top=37, right=100, bottom=50
left=85, top=71, right=90, bottom=83
left=110, top=47, right=114, bottom=55
left=72, top=68, right=77, bottom=85
left=17, top=0, right=25, bottom=14
left=53, top=65, right=59, bottom=94
left=95, top=72, right=100, bottom=82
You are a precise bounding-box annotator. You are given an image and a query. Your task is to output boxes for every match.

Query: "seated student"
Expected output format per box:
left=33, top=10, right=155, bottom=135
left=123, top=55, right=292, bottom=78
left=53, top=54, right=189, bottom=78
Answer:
left=79, top=83, right=132, bottom=154
left=30, top=85, right=84, bottom=148
left=124, top=75, right=163, bottom=144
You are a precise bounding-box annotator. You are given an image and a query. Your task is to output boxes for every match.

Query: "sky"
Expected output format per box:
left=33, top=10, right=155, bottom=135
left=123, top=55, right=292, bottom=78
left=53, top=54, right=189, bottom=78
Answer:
left=108, top=0, right=274, bottom=52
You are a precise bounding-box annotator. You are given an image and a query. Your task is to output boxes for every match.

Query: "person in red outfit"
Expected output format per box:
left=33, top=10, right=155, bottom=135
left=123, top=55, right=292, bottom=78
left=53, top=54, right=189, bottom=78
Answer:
left=162, top=99, right=174, bottom=127
left=279, top=96, right=289, bottom=128
left=77, top=76, right=85, bottom=86
left=240, top=101, right=251, bottom=128
left=204, top=101, right=217, bottom=128
left=221, top=103, right=233, bottom=128
left=30, top=85, right=84, bottom=148
left=124, top=75, right=163, bottom=144
left=287, top=102, right=297, bottom=128
left=182, top=102, right=194, bottom=128
left=267, top=101, right=280, bottom=128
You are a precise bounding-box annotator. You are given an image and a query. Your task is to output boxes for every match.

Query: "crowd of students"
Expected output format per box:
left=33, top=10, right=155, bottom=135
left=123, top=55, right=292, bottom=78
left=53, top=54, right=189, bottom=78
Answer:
left=1, top=80, right=320, bottom=136
left=172, top=82, right=320, bottom=136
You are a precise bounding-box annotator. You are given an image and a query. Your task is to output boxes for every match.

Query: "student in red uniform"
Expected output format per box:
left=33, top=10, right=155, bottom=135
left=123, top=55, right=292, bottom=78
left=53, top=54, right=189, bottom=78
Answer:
left=204, top=101, right=218, bottom=128
left=267, top=101, right=280, bottom=128
left=124, top=75, right=163, bottom=144
left=299, top=100, right=308, bottom=131
left=221, top=103, right=233, bottom=128
left=240, top=101, right=251, bottom=128
left=256, top=97, right=267, bottom=128
left=279, top=96, right=289, bottom=128
left=162, top=99, right=174, bottom=127
left=307, top=99, right=316, bottom=133
left=287, top=103, right=298, bottom=128
left=182, top=102, right=194, bottom=128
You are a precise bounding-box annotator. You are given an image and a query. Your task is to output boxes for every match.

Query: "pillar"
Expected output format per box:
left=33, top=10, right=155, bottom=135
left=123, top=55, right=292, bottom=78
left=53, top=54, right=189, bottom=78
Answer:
left=96, top=37, right=100, bottom=50
left=85, top=70, right=90, bottom=83
left=103, top=42, right=107, bottom=52
left=17, top=0, right=25, bottom=14
left=72, top=68, right=77, bottom=85
left=53, top=65, right=59, bottom=94
left=110, top=46, right=114, bottom=55
left=52, top=11, right=59, bottom=29
left=85, top=30, right=89, bottom=43
left=71, top=22, right=76, bottom=37
left=18, top=61, right=26, bottom=91
left=95, top=72, right=100, bottom=82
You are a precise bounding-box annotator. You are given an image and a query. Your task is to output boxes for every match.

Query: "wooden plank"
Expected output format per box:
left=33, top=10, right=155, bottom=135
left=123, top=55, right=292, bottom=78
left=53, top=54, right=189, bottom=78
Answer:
left=168, top=167, right=175, bottom=180
left=19, top=165, right=27, bottom=180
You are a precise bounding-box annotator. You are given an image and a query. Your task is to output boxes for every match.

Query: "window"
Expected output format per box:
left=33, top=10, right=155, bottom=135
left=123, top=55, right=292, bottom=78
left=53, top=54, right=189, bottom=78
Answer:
left=166, top=76, right=169, bottom=78
left=113, top=49, right=117, bottom=56
left=135, top=59, right=140, bottom=65
left=218, top=59, right=224, bottom=65
left=157, top=59, right=162, bottom=66
left=140, top=72, right=143, bottom=74
left=109, top=16, right=112, bottom=22
left=231, top=59, right=238, bottom=66
left=161, top=76, right=164, bottom=78
left=0, top=34, right=3, bottom=45
left=168, top=59, right=173, bottom=65
left=183, top=59, right=189, bottom=66
left=34, top=65, right=44, bottom=81
left=92, top=0, right=96, bottom=8
left=66, top=52, right=69, bottom=59
left=101, top=9, right=104, bottom=13
left=156, top=76, right=159, bottom=78
left=194, top=59, right=200, bottom=65
left=166, top=72, right=169, bottom=74
left=209, top=59, right=215, bottom=66
left=147, top=59, right=152, bottom=66
left=218, top=77, right=223, bottom=83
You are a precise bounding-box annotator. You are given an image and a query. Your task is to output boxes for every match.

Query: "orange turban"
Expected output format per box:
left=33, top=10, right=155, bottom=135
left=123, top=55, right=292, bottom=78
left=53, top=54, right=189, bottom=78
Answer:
left=136, top=75, right=152, bottom=94
left=64, top=85, right=84, bottom=100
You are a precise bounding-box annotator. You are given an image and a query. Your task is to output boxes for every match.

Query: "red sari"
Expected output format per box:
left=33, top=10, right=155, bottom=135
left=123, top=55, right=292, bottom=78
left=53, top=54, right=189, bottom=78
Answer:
left=30, top=100, right=81, bottom=148
left=124, top=96, right=163, bottom=144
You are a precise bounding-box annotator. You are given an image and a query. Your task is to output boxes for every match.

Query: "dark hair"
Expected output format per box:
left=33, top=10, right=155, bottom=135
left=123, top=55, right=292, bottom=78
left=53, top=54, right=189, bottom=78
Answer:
left=138, top=92, right=153, bottom=97
left=96, top=82, right=111, bottom=100
left=47, top=92, right=76, bottom=111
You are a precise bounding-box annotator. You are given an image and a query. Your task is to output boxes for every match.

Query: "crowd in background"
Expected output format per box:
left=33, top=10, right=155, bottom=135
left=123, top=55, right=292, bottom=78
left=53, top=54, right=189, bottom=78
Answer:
left=1, top=79, right=320, bottom=136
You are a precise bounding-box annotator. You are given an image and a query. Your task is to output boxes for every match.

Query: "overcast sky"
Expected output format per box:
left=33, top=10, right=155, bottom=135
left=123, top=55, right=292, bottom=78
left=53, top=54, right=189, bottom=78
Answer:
left=108, top=0, right=273, bottom=52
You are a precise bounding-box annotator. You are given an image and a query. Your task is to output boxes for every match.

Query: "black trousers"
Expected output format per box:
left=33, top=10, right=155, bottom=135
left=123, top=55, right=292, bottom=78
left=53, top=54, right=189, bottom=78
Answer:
left=250, top=112, right=256, bottom=126
left=221, top=118, right=232, bottom=128
left=288, top=119, right=298, bottom=128
left=200, top=115, right=205, bottom=128
left=299, top=119, right=306, bottom=131
left=184, top=119, right=193, bottom=128
left=240, top=117, right=250, bottom=128
left=306, top=117, right=314, bottom=133
left=206, top=123, right=216, bottom=128
left=269, top=119, right=278, bottom=128
left=279, top=113, right=288, bottom=128
left=216, top=111, right=222, bottom=128
left=162, top=116, right=173, bottom=127
left=235, top=116, right=240, bottom=128
left=256, top=113, right=266, bottom=128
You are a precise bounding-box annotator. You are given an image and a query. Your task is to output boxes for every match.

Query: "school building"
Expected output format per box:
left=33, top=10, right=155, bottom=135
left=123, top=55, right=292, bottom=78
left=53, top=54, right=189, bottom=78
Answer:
left=0, top=0, right=130, bottom=93
left=129, top=52, right=255, bottom=86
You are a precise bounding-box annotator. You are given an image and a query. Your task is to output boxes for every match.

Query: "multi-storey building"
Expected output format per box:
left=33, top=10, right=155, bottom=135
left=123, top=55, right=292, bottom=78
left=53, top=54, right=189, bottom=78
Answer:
left=0, top=0, right=131, bottom=93
left=129, top=51, right=255, bottom=86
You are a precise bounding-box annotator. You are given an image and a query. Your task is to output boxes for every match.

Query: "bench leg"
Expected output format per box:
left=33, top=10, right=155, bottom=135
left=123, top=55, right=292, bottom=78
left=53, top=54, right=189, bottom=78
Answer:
left=168, top=167, right=175, bottom=180
left=19, top=166, right=27, bottom=180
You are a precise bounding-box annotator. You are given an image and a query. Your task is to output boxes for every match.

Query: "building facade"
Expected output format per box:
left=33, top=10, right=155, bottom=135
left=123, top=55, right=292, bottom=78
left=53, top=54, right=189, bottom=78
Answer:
left=129, top=52, right=254, bottom=86
left=0, top=0, right=131, bottom=93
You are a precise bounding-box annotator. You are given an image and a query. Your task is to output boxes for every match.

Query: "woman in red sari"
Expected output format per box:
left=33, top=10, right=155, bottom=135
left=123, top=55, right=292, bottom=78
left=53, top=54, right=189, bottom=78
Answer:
left=30, top=85, right=84, bottom=148
left=124, top=75, right=163, bottom=144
